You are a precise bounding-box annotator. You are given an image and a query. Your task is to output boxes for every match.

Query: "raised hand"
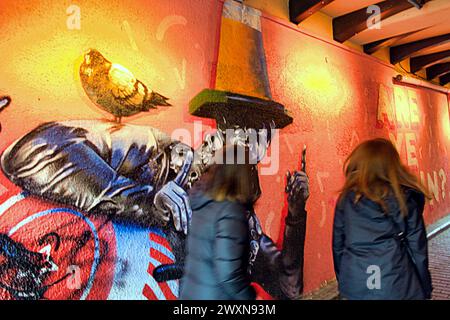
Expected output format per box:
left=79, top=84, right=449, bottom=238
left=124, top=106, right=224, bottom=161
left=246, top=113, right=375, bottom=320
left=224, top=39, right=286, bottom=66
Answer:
left=153, top=150, right=193, bottom=235
left=285, top=170, right=309, bottom=216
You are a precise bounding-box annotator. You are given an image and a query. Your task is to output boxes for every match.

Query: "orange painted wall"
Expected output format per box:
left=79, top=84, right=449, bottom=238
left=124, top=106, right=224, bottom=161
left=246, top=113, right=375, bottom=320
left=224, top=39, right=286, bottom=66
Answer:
left=260, top=14, right=450, bottom=293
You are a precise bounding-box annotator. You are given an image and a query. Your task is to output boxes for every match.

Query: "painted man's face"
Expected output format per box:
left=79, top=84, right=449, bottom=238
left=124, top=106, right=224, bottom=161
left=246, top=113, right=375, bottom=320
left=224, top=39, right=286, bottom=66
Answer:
left=223, top=126, right=273, bottom=164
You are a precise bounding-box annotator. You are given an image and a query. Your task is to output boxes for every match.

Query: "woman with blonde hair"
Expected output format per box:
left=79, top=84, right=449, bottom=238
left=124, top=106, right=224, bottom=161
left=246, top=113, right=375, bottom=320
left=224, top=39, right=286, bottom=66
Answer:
left=333, top=138, right=432, bottom=300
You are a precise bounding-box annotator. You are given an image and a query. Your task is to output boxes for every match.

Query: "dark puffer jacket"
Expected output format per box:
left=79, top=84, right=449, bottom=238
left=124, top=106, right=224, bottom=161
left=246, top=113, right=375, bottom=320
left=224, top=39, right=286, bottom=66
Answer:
left=179, top=193, right=255, bottom=300
left=333, top=188, right=433, bottom=300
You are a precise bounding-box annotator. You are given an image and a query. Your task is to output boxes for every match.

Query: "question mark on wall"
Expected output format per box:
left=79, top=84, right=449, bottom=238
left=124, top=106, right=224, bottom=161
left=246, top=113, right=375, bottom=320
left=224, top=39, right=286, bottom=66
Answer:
left=439, top=169, right=447, bottom=200
left=156, top=15, right=188, bottom=90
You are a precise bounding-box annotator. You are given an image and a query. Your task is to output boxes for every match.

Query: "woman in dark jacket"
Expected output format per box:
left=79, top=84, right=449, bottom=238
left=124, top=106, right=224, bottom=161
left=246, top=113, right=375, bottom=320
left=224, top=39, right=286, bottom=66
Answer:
left=179, top=146, right=258, bottom=300
left=333, top=138, right=433, bottom=300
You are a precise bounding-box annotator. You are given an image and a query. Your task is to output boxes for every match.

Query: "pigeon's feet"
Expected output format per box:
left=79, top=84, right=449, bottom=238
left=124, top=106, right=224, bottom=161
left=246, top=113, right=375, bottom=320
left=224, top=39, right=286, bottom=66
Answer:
left=109, top=120, right=124, bottom=133
left=102, top=117, right=124, bottom=133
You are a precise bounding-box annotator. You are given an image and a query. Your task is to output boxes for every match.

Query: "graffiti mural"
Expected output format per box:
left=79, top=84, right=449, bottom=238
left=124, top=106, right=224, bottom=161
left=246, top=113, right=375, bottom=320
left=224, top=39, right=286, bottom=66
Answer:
left=0, top=0, right=309, bottom=300
left=0, top=0, right=449, bottom=299
left=0, top=0, right=223, bottom=301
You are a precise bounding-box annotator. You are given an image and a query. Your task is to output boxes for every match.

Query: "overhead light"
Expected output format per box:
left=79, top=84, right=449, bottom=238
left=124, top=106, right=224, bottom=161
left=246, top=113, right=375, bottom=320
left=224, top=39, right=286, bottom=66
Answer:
left=407, top=0, right=424, bottom=9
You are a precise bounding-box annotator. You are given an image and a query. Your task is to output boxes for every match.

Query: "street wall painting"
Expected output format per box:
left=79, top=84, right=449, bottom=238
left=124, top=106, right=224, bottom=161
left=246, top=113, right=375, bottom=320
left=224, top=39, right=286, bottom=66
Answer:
left=0, top=0, right=449, bottom=299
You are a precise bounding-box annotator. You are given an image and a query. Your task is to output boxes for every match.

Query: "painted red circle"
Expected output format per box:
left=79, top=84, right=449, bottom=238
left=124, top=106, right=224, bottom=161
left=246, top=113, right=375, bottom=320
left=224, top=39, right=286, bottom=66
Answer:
left=0, top=184, right=116, bottom=300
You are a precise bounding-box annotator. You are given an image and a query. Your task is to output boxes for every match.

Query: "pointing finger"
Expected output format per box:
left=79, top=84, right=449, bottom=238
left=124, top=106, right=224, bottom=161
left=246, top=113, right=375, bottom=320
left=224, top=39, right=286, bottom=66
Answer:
left=301, top=144, right=307, bottom=173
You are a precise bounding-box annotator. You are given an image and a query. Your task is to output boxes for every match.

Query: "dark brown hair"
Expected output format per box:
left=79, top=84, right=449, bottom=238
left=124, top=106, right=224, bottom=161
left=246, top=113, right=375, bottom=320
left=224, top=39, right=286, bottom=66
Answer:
left=338, top=138, right=429, bottom=216
left=195, top=145, right=261, bottom=206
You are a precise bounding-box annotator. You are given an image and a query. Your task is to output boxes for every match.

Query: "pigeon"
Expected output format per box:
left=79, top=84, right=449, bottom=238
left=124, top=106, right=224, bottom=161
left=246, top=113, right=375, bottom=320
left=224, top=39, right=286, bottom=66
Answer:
left=80, top=49, right=171, bottom=123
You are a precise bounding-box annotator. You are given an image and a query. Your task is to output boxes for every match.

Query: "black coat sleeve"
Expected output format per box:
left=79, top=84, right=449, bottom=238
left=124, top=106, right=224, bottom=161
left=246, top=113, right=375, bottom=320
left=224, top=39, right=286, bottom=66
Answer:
left=279, top=210, right=307, bottom=299
left=248, top=207, right=307, bottom=300
left=332, top=201, right=346, bottom=281
left=405, top=194, right=433, bottom=299
left=214, top=203, right=256, bottom=300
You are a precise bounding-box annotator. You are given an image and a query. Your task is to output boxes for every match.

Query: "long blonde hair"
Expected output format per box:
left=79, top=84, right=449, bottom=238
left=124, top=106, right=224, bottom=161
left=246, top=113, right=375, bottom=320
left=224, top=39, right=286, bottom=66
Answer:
left=338, top=138, right=429, bottom=216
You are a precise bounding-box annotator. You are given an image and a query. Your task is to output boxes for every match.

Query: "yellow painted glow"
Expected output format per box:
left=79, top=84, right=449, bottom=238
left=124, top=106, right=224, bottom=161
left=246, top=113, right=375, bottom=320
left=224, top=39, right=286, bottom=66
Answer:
left=281, top=50, right=350, bottom=117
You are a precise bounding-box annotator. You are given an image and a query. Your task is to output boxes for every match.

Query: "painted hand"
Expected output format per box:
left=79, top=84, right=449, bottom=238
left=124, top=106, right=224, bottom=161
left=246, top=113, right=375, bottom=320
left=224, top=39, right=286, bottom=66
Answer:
left=285, top=170, right=309, bottom=217
left=154, top=150, right=193, bottom=235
